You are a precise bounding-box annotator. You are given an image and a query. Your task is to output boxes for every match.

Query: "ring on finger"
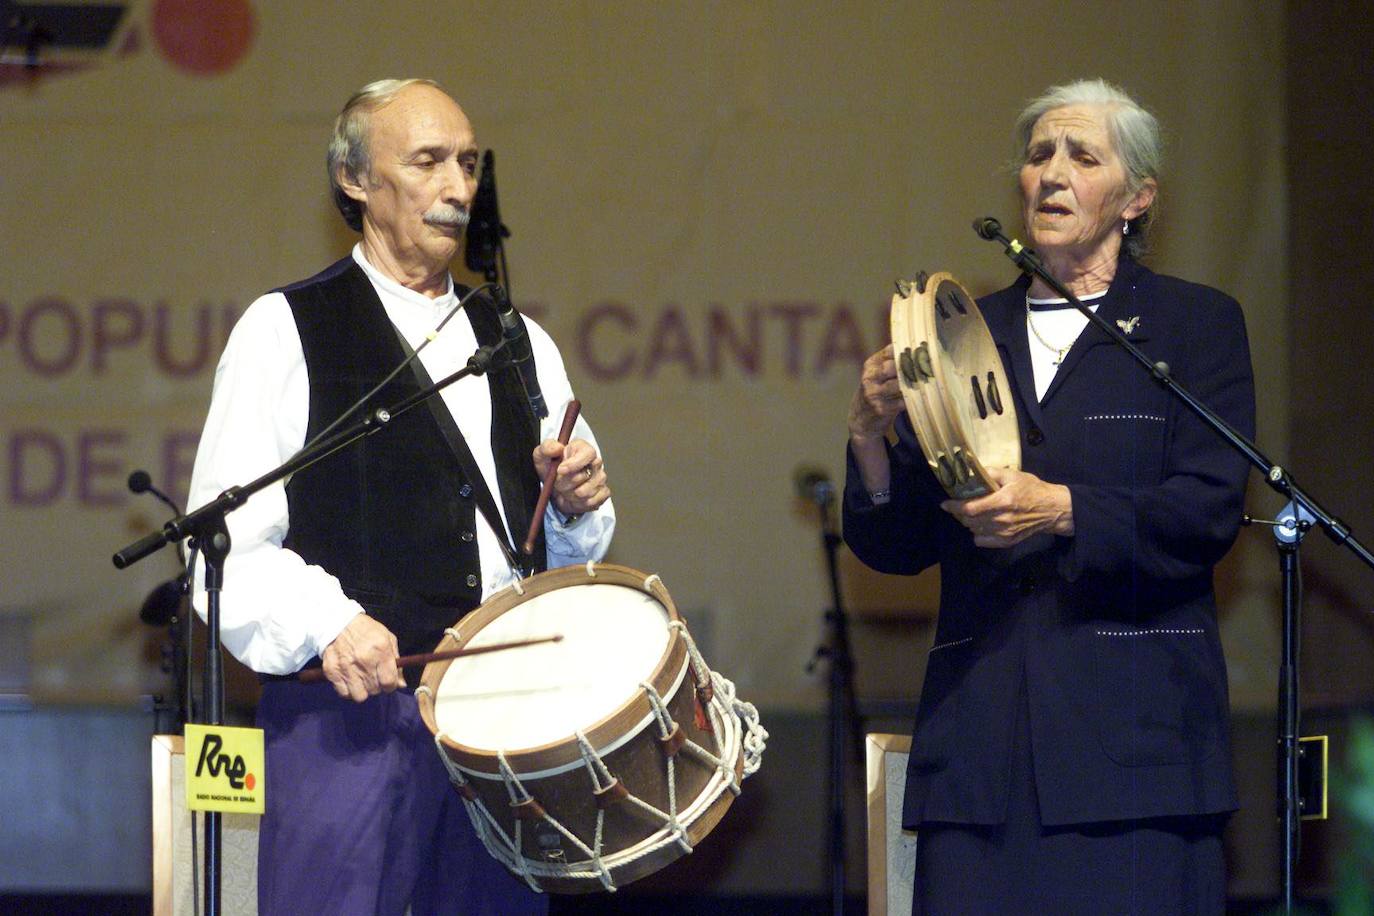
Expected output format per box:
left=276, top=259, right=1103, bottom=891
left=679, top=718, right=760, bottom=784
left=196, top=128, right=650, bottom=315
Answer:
left=582, top=465, right=594, bottom=481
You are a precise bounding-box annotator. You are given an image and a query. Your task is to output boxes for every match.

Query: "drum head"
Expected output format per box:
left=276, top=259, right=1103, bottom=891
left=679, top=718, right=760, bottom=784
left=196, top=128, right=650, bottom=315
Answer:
left=431, top=581, right=671, bottom=752
left=890, top=272, right=1021, bottom=498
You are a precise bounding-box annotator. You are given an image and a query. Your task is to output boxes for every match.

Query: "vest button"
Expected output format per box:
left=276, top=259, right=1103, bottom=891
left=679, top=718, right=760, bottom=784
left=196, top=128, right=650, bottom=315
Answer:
left=1026, top=427, right=1045, bottom=446
left=465, top=574, right=479, bottom=588
left=460, top=530, right=475, bottom=543
left=459, top=484, right=474, bottom=498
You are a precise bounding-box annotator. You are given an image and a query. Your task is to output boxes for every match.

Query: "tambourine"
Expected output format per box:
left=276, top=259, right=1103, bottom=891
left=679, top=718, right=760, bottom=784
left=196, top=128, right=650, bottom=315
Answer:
left=889, top=271, right=1020, bottom=499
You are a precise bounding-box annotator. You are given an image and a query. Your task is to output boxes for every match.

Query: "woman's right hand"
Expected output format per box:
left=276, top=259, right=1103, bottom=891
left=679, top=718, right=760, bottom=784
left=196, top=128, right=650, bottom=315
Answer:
left=848, top=345, right=904, bottom=442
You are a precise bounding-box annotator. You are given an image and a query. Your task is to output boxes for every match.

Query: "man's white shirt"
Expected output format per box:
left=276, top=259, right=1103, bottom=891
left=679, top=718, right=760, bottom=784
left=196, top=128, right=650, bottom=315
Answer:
left=186, top=245, right=614, bottom=674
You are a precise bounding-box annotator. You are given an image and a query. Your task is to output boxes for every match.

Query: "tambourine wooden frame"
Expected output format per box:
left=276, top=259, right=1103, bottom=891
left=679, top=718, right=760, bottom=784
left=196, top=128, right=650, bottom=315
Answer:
left=890, top=272, right=1021, bottom=499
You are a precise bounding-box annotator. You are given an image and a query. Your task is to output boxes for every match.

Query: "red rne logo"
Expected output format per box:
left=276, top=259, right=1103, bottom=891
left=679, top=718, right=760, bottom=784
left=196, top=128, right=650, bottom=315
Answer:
left=0, top=0, right=255, bottom=86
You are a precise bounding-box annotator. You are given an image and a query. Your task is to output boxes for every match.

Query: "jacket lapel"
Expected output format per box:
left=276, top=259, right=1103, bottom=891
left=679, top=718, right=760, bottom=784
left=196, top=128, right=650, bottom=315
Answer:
left=981, top=278, right=1044, bottom=430
left=1039, top=259, right=1152, bottom=406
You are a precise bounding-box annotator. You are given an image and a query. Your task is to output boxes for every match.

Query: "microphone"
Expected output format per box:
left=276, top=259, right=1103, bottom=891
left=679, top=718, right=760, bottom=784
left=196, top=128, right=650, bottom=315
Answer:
left=139, top=575, right=188, bottom=627
left=128, top=469, right=190, bottom=625
left=793, top=465, right=835, bottom=506
left=973, top=214, right=1047, bottom=276
left=494, top=287, right=549, bottom=419
left=973, top=216, right=1003, bottom=241
left=128, top=469, right=182, bottom=515
left=127, top=469, right=190, bottom=568
left=464, top=150, right=509, bottom=283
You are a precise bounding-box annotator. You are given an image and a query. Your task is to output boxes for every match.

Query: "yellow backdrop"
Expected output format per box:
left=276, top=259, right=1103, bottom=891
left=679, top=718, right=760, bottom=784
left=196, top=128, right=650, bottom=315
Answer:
left=0, top=0, right=1286, bottom=710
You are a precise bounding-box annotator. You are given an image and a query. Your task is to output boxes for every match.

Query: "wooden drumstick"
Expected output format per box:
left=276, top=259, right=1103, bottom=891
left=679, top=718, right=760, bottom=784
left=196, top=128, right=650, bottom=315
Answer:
left=522, top=399, right=582, bottom=555
left=296, top=634, right=564, bottom=684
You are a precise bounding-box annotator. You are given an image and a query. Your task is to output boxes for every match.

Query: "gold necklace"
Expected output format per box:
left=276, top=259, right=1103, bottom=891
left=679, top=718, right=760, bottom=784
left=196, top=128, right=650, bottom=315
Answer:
left=1025, top=297, right=1076, bottom=365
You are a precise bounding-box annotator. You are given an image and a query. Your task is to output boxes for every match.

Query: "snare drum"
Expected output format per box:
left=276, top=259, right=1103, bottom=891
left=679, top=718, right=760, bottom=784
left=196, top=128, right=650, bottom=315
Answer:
left=890, top=271, right=1021, bottom=498
left=415, top=563, right=766, bottom=894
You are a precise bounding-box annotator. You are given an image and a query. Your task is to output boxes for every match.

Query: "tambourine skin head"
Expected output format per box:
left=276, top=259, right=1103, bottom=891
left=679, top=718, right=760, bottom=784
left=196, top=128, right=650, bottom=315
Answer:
left=890, top=272, right=1021, bottom=499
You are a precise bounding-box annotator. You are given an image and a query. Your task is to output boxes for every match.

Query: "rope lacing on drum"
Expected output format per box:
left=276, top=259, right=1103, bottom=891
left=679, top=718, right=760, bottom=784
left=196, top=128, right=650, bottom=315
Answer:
left=498, top=750, right=616, bottom=892
left=572, top=731, right=619, bottom=891
left=668, top=620, right=711, bottom=690
left=433, top=734, right=541, bottom=892
left=436, top=671, right=768, bottom=891
left=495, top=752, right=546, bottom=891
left=666, top=620, right=766, bottom=786
left=711, top=669, right=768, bottom=778
left=639, top=681, right=694, bottom=856
left=671, top=617, right=767, bottom=776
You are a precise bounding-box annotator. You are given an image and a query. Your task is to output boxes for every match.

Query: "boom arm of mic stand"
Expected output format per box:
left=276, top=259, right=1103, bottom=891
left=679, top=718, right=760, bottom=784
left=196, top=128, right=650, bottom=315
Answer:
left=108, top=332, right=503, bottom=916
left=112, top=340, right=507, bottom=570
left=975, top=221, right=1373, bottom=570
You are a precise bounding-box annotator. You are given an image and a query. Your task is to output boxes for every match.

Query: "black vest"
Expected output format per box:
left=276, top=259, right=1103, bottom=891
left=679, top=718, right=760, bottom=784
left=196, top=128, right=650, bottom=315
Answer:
left=279, top=257, right=546, bottom=663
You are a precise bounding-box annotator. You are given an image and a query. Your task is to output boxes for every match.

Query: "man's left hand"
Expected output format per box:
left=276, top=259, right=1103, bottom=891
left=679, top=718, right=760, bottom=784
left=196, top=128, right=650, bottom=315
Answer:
left=533, top=437, right=611, bottom=518
left=941, top=467, right=1074, bottom=548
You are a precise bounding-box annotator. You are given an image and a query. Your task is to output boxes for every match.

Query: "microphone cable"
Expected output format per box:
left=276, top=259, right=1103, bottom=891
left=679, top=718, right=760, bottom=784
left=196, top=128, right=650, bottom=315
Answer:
left=300, top=281, right=500, bottom=452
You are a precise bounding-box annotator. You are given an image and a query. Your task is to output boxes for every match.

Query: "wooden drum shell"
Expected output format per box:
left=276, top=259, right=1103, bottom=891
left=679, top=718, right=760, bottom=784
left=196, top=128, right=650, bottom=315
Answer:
left=415, top=563, right=744, bottom=894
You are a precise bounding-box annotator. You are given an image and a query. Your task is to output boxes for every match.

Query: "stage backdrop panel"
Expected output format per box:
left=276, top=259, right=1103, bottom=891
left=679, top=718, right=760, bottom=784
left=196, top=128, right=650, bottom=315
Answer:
left=0, top=1, right=1291, bottom=714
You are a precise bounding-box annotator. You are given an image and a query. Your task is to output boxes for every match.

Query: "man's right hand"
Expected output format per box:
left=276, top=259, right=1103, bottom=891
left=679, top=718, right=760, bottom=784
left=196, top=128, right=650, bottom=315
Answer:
left=320, top=613, right=404, bottom=702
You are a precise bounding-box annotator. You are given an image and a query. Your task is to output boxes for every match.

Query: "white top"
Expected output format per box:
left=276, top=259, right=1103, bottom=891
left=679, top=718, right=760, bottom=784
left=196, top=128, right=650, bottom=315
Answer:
left=186, top=245, right=616, bottom=675
left=1025, top=291, right=1107, bottom=401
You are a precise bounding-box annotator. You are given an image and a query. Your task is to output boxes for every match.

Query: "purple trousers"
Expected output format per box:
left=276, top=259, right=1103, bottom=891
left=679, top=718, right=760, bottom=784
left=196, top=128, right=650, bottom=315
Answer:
left=256, top=681, right=547, bottom=916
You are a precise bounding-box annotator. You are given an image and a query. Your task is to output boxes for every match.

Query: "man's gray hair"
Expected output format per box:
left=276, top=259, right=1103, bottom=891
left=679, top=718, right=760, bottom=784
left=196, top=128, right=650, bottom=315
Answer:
left=327, top=78, right=441, bottom=232
left=1015, top=78, right=1162, bottom=258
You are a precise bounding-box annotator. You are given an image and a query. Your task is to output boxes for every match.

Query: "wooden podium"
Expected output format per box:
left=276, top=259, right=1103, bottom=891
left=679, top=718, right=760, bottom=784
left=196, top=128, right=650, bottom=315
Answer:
left=865, top=733, right=917, bottom=916
left=150, top=735, right=260, bottom=915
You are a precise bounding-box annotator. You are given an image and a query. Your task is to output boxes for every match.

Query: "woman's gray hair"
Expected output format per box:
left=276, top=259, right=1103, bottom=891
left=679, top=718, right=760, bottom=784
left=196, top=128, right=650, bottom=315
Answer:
left=1015, top=78, right=1162, bottom=258
left=328, top=78, right=441, bottom=231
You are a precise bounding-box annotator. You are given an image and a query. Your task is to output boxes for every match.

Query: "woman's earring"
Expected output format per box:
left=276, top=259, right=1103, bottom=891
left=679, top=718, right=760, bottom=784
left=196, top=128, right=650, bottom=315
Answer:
left=1122, top=219, right=1129, bottom=236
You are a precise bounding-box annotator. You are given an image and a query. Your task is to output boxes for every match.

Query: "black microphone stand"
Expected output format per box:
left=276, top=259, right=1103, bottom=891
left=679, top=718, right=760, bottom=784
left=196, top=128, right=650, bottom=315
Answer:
left=803, top=476, right=863, bottom=916
left=111, top=339, right=508, bottom=916
left=974, top=217, right=1374, bottom=913
left=464, top=149, right=511, bottom=288
left=129, top=472, right=193, bottom=733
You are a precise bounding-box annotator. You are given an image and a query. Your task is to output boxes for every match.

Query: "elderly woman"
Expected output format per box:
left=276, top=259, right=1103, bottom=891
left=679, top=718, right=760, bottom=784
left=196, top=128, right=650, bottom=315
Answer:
left=844, top=79, right=1254, bottom=913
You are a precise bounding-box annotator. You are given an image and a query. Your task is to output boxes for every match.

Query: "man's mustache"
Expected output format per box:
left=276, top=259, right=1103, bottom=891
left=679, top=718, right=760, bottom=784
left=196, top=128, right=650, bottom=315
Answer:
left=423, top=205, right=470, bottom=230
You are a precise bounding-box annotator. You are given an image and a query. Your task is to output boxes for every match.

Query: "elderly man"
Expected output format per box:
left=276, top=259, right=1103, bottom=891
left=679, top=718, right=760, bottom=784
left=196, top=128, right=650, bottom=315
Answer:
left=187, top=78, right=614, bottom=915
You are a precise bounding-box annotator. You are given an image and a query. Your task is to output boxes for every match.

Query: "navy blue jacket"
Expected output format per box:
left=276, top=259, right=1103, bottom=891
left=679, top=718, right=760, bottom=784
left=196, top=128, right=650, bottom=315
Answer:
left=843, top=257, right=1255, bottom=827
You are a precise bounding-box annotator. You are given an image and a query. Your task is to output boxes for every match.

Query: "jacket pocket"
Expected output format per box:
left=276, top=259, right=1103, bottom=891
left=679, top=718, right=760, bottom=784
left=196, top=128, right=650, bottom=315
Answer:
left=1078, top=413, right=1167, bottom=486
left=908, top=637, right=973, bottom=773
left=1091, top=626, right=1223, bottom=767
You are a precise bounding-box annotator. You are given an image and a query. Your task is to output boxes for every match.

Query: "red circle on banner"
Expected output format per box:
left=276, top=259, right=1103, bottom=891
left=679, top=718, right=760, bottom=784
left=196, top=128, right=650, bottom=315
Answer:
left=245, top=772, right=256, bottom=791
left=151, top=0, right=256, bottom=75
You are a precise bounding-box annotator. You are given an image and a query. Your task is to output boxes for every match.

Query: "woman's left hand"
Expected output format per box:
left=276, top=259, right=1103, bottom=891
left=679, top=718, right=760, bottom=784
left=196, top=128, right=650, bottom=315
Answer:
left=941, top=467, right=1074, bottom=548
